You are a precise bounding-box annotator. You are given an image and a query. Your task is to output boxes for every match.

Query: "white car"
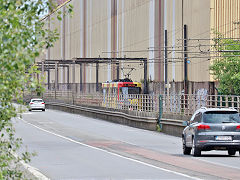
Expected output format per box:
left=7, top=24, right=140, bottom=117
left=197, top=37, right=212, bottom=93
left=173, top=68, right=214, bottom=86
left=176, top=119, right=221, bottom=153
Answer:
left=29, top=98, right=45, bottom=111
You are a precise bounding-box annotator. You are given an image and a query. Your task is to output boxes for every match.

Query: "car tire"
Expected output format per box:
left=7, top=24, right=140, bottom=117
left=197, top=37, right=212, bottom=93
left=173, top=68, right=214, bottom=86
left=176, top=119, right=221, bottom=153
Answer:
left=228, top=149, right=236, bottom=156
left=182, top=138, right=191, bottom=155
left=42, top=109, right=45, bottom=111
left=192, top=138, right=201, bottom=157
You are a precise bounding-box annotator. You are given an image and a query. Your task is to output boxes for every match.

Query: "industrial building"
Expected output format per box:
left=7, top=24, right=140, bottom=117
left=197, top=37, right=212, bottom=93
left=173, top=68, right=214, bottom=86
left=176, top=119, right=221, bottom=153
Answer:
left=39, top=0, right=240, bottom=95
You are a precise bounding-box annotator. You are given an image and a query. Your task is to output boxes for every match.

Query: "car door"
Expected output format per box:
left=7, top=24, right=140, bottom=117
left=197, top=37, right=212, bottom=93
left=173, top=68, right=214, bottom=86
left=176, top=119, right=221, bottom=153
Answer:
left=188, top=112, right=202, bottom=146
left=185, top=113, right=196, bottom=146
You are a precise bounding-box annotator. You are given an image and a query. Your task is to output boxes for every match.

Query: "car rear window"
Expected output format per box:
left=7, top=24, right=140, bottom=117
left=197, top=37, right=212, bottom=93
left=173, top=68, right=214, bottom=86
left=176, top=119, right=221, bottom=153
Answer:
left=203, top=111, right=240, bottom=123
left=32, top=100, right=43, bottom=103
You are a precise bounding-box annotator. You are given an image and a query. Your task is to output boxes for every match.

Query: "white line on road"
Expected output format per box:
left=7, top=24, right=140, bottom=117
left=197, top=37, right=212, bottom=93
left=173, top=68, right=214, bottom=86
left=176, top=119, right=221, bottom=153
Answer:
left=19, top=117, right=202, bottom=180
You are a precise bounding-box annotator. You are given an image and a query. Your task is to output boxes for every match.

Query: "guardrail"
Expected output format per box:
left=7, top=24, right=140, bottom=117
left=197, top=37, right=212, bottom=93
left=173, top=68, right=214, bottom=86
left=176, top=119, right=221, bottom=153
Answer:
left=39, top=91, right=158, bottom=118
left=24, top=91, right=240, bottom=117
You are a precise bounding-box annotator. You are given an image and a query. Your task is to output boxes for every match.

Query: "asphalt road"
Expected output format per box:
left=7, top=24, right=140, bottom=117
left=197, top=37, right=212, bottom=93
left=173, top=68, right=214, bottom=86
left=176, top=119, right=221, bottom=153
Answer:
left=13, top=108, right=240, bottom=180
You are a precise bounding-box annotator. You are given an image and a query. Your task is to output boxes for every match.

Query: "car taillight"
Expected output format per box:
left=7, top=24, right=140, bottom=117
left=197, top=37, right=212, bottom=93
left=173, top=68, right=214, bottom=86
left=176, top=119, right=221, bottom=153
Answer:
left=42, top=102, right=45, bottom=104
left=197, top=124, right=210, bottom=130
left=237, top=125, right=240, bottom=130
left=30, top=102, right=34, bottom=104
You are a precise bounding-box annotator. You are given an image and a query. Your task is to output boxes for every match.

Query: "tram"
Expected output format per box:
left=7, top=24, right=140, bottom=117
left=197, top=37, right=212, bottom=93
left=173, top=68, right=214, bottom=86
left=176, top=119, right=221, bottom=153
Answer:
left=102, top=78, right=142, bottom=109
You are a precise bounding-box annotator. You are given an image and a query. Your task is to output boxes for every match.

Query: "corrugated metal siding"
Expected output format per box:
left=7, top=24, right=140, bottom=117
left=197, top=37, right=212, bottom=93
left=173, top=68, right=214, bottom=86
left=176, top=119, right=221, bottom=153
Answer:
left=42, top=0, right=240, bottom=86
left=214, top=0, right=240, bottom=38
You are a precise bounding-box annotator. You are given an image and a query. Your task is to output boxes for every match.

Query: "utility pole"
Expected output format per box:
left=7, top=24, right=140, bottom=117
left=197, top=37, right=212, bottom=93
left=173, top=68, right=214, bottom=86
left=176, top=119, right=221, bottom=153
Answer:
left=184, top=24, right=188, bottom=94
left=164, top=30, right=168, bottom=95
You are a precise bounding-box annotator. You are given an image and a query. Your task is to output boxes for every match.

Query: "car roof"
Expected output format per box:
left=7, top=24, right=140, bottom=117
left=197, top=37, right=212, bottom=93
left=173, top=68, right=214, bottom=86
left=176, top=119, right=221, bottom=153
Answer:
left=197, top=107, right=238, bottom=113
left=30, top=98, right=43, bottom=101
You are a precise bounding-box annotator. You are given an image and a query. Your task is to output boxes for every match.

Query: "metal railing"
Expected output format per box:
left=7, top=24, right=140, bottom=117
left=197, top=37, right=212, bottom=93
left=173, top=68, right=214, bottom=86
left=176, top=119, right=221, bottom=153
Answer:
left=23, top=91, right=240, bottom=117
left=102, top=94, right=158, bottom=112
left=161, top=94, right=240, bottom=115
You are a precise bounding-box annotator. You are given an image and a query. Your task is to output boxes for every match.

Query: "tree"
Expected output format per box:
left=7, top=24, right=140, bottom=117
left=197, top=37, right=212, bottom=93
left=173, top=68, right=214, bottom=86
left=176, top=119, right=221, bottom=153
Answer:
left=210, top=32, right=240, bottom=95
left=0, top=0, right=72, bottom=179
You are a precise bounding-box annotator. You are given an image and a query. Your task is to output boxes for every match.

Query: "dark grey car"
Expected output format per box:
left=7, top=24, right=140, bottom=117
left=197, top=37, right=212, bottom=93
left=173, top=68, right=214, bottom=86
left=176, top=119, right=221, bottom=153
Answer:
left=182, top=107, right=240, bottom=156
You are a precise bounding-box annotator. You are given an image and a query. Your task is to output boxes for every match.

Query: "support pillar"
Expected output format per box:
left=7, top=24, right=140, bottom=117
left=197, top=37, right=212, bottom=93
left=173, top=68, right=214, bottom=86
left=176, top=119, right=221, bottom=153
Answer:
left=96, top=62, right=99, bottom=92
left=144, top=58, right=148, bottom=94
left=80, top=63, right=83, bottom=92
left=184, top=24, right=188, bottom=94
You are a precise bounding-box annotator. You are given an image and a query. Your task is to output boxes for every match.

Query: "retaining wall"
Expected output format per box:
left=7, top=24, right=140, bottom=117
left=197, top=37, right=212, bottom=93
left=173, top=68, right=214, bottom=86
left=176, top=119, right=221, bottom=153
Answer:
left=161, top=114, right=192, bottom=137
left=46, top=102, right=191, bottom=136
left=46, top=102, right=157, bottom=131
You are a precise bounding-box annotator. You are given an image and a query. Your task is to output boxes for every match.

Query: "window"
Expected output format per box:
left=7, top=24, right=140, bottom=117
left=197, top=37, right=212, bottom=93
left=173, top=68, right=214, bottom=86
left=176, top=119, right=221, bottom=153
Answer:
left=128, top=87, right=141, bottom=94
left=192, top=112, right=202, bottom=123
left=203, top=111, right=240, bottom=123
left=32, top=99, right=43, bottom=103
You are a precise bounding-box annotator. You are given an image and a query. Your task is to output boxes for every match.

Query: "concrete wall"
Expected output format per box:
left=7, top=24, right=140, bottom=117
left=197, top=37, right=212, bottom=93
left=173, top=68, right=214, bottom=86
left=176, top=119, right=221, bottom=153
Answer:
left=45, top=101, right=191, bottom=137
left=46, top=102, right=157, bottom=131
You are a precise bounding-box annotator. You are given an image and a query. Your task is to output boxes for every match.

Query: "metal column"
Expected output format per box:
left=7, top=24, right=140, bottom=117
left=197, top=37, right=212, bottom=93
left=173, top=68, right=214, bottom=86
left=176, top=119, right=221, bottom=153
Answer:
left=72, top=61, right=75, bottom=92
left=54, top=62, right=58, bottom=99
left=41, top=60, right=44, bottom=83
left=67, top=65, right=70, bottom=90
left=184, top=24, right=188, bottom=94
left=48, top=69, right=50, bottom=90
left=164, top=30, right=168, bottom=95
left=116, top=61, right=119, bottom=80
left=143, top=58, right=148, bottom=94
left=96, top=62, right=99, bottom=92
left=80, top=63, right=83, bottom=92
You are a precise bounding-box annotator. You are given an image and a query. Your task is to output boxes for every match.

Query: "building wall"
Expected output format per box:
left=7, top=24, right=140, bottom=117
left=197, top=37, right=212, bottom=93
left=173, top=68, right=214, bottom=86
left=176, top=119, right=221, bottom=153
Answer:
left=209, top=0, right=240, bottom=81
left=45, top=0, right=154, bottom=85
left=40, top=0, right=240, bottom=91
left=163, top=0, right=211, bottom=83
left=212, top=0, right=240, bottom=38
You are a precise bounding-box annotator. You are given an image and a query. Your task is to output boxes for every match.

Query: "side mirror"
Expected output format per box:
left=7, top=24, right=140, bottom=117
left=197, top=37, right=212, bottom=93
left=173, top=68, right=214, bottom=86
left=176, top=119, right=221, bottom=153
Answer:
left=182, top=121, right=189, bottom=126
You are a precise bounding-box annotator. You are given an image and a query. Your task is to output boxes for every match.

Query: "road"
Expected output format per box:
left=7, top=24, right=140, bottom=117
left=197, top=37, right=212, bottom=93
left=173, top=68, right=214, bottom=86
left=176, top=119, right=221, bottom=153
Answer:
left=13, top=108, right=240, bottom=180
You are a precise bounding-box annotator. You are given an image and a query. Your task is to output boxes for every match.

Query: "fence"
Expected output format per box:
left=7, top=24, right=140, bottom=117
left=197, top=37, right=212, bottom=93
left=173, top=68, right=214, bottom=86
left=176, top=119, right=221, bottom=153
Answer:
left=23, top=91, right=240, bottom=117
left=161, top=94, right=240, bottom=115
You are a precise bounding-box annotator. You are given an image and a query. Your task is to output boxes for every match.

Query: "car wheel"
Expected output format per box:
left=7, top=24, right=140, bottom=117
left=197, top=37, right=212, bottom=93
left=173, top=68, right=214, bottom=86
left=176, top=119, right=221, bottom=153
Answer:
left=192, top=138, right=201, bottom=157
left=228, top=149, right=236, bottom=156
left=42, top=109, right=45, bottom=111
left=182, top=138, right=191, bottom=155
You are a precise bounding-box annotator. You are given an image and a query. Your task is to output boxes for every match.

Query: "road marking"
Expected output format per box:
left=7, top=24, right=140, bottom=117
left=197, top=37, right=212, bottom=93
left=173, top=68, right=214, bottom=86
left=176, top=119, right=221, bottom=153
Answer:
left=19, top=118, right=202, bottom=180
left=194, top=157, right=240, bottom=170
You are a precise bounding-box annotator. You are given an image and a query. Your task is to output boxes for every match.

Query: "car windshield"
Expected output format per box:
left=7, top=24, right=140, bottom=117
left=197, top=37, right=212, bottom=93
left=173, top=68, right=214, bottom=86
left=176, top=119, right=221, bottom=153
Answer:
left=203, top=111, right=240, bottom=123
left=128, top=87, right=141, bottom=94
left=32, top=100, right=43, bottom=103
